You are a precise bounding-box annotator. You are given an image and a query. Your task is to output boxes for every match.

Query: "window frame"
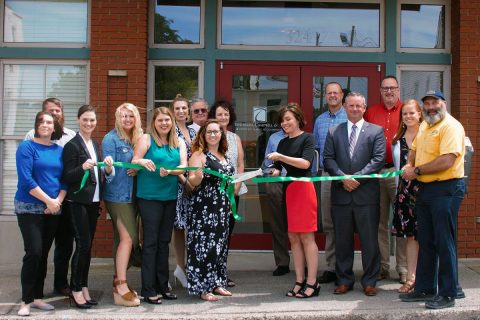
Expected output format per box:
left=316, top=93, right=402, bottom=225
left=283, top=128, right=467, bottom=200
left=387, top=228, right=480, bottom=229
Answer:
left=217, top=0, right=385, bottom=52
left=0, top=59, right=90, bottom=216
left=1, top=0, right=90, bottom=48
left=397, top=0, right=450, bottom=53
left=147, top=60, right=204, bottom=124
left=149, top=0, right=205, bottom=49
left=396, top=64, right=451, bottom=107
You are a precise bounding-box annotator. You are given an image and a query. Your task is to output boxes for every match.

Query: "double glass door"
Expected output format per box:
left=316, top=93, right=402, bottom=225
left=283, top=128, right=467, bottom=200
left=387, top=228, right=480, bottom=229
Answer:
left=217, top=61, right=382, bottom=250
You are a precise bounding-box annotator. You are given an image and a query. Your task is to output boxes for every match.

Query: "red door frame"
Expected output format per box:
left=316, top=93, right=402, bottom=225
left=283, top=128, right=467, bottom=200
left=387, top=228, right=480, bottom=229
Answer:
left=217, top=60, right=384, bottom=250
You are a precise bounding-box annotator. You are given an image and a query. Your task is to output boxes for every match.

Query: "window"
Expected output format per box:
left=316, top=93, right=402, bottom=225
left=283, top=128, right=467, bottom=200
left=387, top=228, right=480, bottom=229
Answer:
left=148, top=60, right=204, bottom=122
left=219, top=1, right=383, bottom=51
left=3, top=0, right=88, bottom=46
left=1, top=61, right=88, bottom=215
left=397, top=64, right=450, bottom=107
left=151, top=0, right=204, bottom=48
left=398, top=1, right=449, bottom=52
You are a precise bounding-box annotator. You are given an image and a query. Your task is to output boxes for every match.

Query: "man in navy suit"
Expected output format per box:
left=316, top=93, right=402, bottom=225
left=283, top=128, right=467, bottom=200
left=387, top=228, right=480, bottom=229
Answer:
left=323, top=92, right=386, bottom=296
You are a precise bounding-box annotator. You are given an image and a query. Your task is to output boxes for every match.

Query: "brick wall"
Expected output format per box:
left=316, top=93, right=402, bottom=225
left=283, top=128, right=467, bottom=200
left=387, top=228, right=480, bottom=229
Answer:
left=451, top=1, right=480, bottom=257
left=90, top=0, right=148, bottom=257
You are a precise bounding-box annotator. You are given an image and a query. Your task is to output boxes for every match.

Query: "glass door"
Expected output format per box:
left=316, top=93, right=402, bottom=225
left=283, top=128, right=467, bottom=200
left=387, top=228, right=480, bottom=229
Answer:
left=217, top=61, right=382, bottom=250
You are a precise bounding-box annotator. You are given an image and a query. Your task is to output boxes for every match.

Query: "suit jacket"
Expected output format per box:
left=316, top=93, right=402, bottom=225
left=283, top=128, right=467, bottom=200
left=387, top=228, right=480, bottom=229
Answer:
left=63, top=134, right=102, bottom=204
left=323, top=120, right=385, bottom=206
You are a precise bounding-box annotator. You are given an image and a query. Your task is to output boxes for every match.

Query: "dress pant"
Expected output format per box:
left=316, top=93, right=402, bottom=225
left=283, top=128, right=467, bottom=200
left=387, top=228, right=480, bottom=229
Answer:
left=69, top=202, right=99, bottom=292
left=332, top=203, right=380, bottom=288
left=378, top=167, right=407, bottom=274
left=17, top=213, right=60, bottom=303
left=415, top=179, right=465, bottom=297
left=266, top=182, right=290, bottom=267
left=320, top=171, right=335, bottom=272
left=53, top=201, right=74, bottom=290
left=138, top=198, right=176, bottom=298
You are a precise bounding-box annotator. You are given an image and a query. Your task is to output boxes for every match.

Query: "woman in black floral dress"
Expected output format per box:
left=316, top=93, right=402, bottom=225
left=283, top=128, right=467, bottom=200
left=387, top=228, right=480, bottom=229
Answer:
left=391, top=99, right=422, bottom=294
left=186, top=119, right=234, bottom=301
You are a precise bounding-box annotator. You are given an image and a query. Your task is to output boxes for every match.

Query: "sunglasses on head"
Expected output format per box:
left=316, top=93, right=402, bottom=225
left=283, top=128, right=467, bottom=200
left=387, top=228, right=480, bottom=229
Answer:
left=193, top=108, right=208, bottom=114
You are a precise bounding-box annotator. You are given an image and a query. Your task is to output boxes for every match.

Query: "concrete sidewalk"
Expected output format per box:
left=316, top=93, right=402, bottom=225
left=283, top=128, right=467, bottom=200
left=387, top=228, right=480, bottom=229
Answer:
left=1, top=252, right=479, bottom=319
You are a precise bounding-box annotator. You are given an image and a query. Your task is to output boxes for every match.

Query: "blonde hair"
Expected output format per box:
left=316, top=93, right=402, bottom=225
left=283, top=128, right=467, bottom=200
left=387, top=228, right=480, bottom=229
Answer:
left=150, top=107, right=179, bottom=149
left=115, top=103, right=143, bottom=147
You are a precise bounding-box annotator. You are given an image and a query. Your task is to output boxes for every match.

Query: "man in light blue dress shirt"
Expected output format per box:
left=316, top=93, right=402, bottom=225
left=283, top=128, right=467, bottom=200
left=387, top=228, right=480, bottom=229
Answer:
left=312, top=82, right=348, bottom=284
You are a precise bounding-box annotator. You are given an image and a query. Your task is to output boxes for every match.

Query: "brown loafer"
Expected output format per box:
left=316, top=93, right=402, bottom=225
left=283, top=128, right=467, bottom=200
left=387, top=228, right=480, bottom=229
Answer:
left=364, top=286, right=377, bottom=296
left=334, top=284, right=353, bottom=295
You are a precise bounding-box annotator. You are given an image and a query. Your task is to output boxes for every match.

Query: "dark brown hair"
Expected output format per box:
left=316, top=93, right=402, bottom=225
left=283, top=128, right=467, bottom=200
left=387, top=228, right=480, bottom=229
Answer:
left=277, top=103, right=306, bottom=129
left=77, top=104, right=96, bottom=118
left=34, top=111, right=63, bottom=140
left=391, top=99, right=423, bottom=145
left=208, top=100, right=237, bottom=127
left=191, top=119, right=228, bottom=155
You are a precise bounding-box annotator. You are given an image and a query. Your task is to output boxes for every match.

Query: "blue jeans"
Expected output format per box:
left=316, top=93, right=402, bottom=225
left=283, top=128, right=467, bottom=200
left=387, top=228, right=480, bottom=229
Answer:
left=415, top=178, right=465, bottom=297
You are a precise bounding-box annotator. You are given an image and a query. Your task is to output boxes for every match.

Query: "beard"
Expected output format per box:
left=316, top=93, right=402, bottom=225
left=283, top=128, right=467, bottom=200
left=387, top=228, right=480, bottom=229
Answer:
left=423, top=107, right=446, bottom=125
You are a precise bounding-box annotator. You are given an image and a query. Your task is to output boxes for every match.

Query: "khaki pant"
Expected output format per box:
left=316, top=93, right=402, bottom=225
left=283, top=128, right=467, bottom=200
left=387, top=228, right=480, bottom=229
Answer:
left=378, top=167, right=407, bottom=274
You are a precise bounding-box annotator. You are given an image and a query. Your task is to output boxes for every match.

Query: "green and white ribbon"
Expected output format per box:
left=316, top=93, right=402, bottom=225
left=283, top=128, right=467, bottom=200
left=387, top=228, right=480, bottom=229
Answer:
left=252, top=170, right=401, bottom=183
left=75, top=162, right=242, bottom=221
left=76, top=161, right=402, bottom=221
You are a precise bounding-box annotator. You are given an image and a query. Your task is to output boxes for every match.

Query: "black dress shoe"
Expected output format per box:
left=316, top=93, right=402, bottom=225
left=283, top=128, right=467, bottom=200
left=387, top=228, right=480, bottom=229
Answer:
left=456, top=286, right=466, bottom=299
left=425, top=296, right=455, bottom=309
left=86, top=299, right=98, bottom=305
left=272, top=265, right=290, bottom=276
left=318, top=271, right=337, bottom=284
left=54, top=286, right=72, bottom=296
left=399, top=290, right=435, bottom=302
left=159, top=292, right=177, bottom=300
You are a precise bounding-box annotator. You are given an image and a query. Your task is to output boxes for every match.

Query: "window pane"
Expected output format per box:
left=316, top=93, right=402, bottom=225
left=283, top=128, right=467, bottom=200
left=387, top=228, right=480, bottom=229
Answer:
left=2, top=64, right=87, bottom=136
left=312, top=76, right=368, bottom=118
left=222, top=1, right=380, bottom=48
left=154, top=0, right=201, bottom=44
left=232, top=75, right=288, bottom=169
left=401, top=4, right=445, bottom=49
left=400, top=70, right=444, bottom=103
left=1, top=140, right=20, bottom=214
left=4, top=0, right=88, bottom=43
left=154, top=66, right=199, bottom=101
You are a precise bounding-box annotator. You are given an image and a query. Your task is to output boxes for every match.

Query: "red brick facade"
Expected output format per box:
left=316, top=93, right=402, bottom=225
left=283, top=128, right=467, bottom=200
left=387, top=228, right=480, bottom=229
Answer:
left=90, top=0, right=148, bottom=257
left=451, top=1, right=480, bottom=257
left=89, top=0, right=480, bottom=258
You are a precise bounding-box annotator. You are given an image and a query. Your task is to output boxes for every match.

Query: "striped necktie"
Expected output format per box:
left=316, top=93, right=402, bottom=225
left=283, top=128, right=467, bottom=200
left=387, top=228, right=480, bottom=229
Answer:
left=349, top=124, right=357, bottom=158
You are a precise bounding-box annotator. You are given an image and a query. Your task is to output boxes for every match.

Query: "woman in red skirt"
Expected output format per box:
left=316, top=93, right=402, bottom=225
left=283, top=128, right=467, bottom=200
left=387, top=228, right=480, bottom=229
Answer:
left=266, top=103, right=319, bottom=298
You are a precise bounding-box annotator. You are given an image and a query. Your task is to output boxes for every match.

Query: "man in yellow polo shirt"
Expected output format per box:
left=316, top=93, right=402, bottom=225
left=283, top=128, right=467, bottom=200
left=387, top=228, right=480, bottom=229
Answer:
left=399, top=90, right=465, bottom=309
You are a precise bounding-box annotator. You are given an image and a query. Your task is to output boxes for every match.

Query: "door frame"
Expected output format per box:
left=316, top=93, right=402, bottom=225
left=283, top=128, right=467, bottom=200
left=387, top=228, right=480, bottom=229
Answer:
left=217, top=60, right=384, bottom=250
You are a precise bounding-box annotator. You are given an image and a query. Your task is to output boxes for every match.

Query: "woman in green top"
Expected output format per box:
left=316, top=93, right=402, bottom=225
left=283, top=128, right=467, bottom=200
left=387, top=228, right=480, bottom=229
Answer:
left=132, top=107, right=187, bottom=304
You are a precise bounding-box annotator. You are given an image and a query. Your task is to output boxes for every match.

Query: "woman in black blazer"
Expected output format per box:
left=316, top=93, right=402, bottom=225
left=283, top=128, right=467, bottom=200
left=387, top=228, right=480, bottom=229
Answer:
left=63, top=105, right=113, bottom=308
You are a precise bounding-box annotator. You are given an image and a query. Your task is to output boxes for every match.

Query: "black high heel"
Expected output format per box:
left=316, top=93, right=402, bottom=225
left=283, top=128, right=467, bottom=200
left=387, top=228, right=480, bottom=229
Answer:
left=85, top=298, right=98, bottom=306
left=286, top=280, right=305, bottom=297
left=296, top=281, right=320, bottom=298
left=144, top=296, right=162, bottom=305
left=69, top=294, right=92, bottom=309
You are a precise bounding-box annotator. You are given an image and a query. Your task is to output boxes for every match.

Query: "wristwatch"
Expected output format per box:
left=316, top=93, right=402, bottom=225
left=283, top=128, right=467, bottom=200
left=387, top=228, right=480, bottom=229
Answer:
left=414, top=167, right=421, bottom=176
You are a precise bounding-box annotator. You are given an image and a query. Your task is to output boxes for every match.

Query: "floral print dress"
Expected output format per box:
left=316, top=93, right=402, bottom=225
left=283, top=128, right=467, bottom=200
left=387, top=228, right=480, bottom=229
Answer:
left=186, top=151, right=234, bottom=295
left=174, top=125, right=196, bottom=230
left=391, top=137, right=419, bottom=239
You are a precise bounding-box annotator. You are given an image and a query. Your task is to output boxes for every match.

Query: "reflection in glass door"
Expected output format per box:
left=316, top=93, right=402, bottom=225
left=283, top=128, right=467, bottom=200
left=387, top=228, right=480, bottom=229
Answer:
left=217, top=61, right=381, bottom=250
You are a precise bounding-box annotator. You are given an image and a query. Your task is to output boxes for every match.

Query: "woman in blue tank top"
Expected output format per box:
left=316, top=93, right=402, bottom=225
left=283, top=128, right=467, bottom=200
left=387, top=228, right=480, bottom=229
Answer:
left=132, top=107, right=187, bottom=304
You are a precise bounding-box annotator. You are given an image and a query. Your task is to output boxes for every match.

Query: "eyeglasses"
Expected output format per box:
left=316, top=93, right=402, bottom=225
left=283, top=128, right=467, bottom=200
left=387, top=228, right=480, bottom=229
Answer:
left=381, top=86, right=399, bottom=92
left=206, top=130, right=221, bottom=136
left=193, top=108, right=208, bottom=114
